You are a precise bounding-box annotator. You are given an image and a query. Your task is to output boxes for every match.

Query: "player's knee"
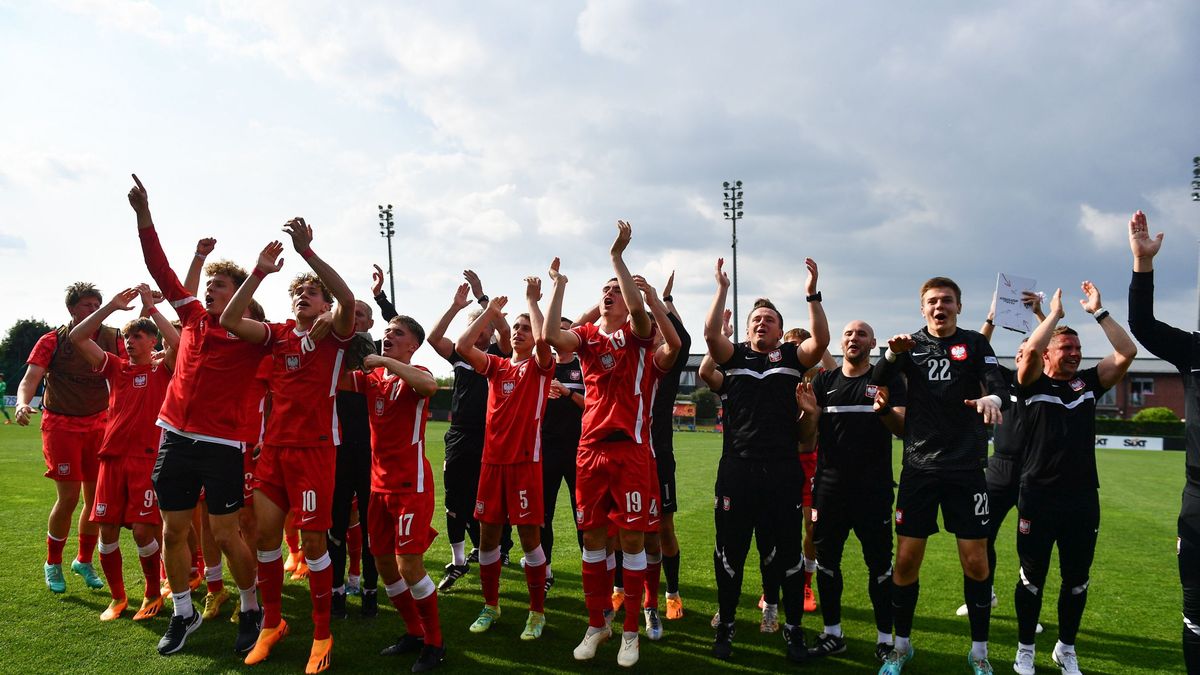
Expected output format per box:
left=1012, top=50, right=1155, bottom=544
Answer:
left=1061, top=571, right=1090, bottom=596
left=1018, top=566, right=1044, bottom=596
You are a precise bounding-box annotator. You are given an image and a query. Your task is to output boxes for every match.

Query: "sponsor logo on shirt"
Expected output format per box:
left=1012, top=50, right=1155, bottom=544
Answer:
left=95, top=503, right=107, bottom=516
left=949, top=344, right=968, bottom=361
left=502, top=380, right=516, bottom=396
left=374, top=398, right=385, bottom=415
left=865, top=384, right=879, bottom=399
left=895, top=509, right=904, bottom=524
left=1019, top=518, right=1031, bottom=535
left=768, top=349, right=782, bottom=363
left=600, top=353, right=616, bottom=370
left=133, top=373, right=148, bottom=388
left=286, top=354, right=300, bottom=371
left=58, top=463, right=70, bottom=476
left=1069, top=378, right=1085, bottom=392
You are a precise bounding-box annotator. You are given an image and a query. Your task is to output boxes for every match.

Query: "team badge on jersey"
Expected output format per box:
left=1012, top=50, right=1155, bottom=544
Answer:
left=95, top=503, right=107, bottom=516
left=575, top=508, right=584, bottom=524
left=810, top=508, right=819, bottom=523
left=600, top=353, right=616, bottom=370
left=1019, top=518, right=1031, bottom=535
left=768, top=349, right=782, bottom=363
left=865, top=384, right=879, bottom=399
left=475, top=500, right=485, bottom=515
left=722, top=496, right=731, bottom=511
left=285, top=354, right=301, bottom=371
left=134, top=373, right=148, bottom=388
left=58, top=463, right=70, bottom=476
left=895, top=509, right=904, bottom=524
left=949, top=344, right=968, bottom=361
left=570, top=370, right=581, bottom=381
left=1069, top=378, right=1086, bottom=392
left=374, top=398, right=385, bottom=415
left=502, top=380, right=516, bottom=396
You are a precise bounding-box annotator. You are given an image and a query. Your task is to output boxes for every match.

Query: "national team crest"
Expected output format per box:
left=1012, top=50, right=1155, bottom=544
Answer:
left=475, top=500, right=485, bottom=515
left=570, top=370, right=581, bottom=381
left=768, top=349, right=782, bottom=363
left=865, top=384, right=879, bottom=399
left=722, top=496, right=731, bottom=511
left=57, top=463, right=70, bottom=476
left=95, top=503, right=107, bottom=516
left=1019, top=518, right=1031, bottom=535
left=895, top=509, right=904, bottom=524
left=502, top=380, right=516, bottom=395
left=374, top=398, right=385, bottom=415
left=810, top=508, right=819, bottom=523
left=600, top=353, right=616, bottom=370
left=134, top=373, right=148, bottom=388
left=1069, top=378, right=1085, bottom=392
left=286, top=354, right=301, bottom=371
left=575, top=508, right=584, bottom=524
left=949, top=344, right=968, bottom=361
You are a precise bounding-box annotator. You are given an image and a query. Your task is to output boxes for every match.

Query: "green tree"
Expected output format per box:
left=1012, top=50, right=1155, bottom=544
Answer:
left=1, top=318, right=53, bottom=389
left=1132, top=406, right=1180, bottom=423
left=691, top=386, right=719, bottom=420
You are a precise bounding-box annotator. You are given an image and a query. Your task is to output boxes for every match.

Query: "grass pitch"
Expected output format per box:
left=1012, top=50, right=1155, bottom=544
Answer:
left=0, top=419, right=1184, bottom=673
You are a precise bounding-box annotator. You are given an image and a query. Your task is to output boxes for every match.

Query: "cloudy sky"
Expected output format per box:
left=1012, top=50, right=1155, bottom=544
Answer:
left=2, top=0, right=1198, bottom=376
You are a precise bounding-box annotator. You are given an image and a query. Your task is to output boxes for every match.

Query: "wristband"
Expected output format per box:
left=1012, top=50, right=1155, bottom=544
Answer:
left=252, top=267, right=267, bottom=280
left=884, top=348, right=899, bottom=363
left=300, top=247, right=316, bottom=260
left=662, top=294, right=673, bottom=302
left=194, top=252, right=207, bottom=259
left=478, top=295, right=489, bottom=305
left=806, top=291, right=822, bottom=303
left=1093, top=308, right=1110, bottom=323
left=985, top=318, right=994, bottom=326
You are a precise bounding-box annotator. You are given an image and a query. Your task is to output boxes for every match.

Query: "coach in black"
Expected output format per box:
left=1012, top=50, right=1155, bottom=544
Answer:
left=1010, top=285, right=1135, bottom=675
left=872, top=276, right=1008, bottom=675
left=798, top=320, right=905, bottom=662
left=1126, top=210, right=1200, bottom=673
left=704, top=257, right=829, bottom=663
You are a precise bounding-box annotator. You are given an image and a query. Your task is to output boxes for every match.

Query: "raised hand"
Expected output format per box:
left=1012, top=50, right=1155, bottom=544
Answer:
left=633, top=275, right=658, bottom=302
left=195, top=237, right=217, bottom=257
left=463, top=269, right=484, bottom=299
left=1079, top=281, right=1102, bottom=314
left=548, top=379, right=569, bottom=399
left=872, top=385, right=891, bottom=412
left=371, top=264, right=385, bottom=296
left=135, top=283, right=156, bottom=308
left=110, top=287, right=139, bottom=311
left=610, top=220, right=633, bottom=257
left=548, top=257, right=567, bottom=284
left=715, top=258, right=730, bottom=290
left=451, top=282, right=472, bottom=310
left=804, top=257, right=819, bottom=296
left=487, top=295, right=508, bottom=316
left=283, top=217, right=314, bottom=253
left=887, top=334, right=916, bottom=354
left=127, top=174, right=149, bottom=214
left=257, top=241, right=286, bottom=275
left=722, top=308, right=734, bottom=338
left=663, top=270, right=675, bottom=299
left=795, top=382, right=819, bottom=416
left=1021, top=290, right=1042, bottom=316
left=1128, top=210, right=1163, bottom=260
left=1048, top=287, right=1064, bottom=319
left=526, top=276, right=543, bottom=302
left=309, top=311, right=334, bottom=341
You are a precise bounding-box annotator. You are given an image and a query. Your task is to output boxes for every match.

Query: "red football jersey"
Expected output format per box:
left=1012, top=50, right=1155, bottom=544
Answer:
left=237, top=355, right=272, bottom=446
left=350, top=366, right=432, bottom=494
left=139, top=226, right=271, bottom=445
left=96, top=353, right=172, bottom=458
left=482, top=353, right=554, bottom=464
left=264, top=320, right=352, bottom=447
left=570, top=321, right=659, bottom=445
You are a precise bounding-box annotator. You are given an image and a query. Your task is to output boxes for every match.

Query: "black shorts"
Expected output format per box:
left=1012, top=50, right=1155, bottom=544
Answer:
left=985, top=454, right=1021, bottom=537
left=153, top=430, right=244, bottom=515
left=655, top=448, right=678, bottom=514
left=443, top=426, right=484, bottom=518
left=895, top=466, right=989, bottom=539
left=812, top=481, right=894, bottom=570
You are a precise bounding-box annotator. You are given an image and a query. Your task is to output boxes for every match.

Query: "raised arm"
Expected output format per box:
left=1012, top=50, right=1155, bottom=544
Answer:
left=70, top=288, right=138, bottom=369
left=184, top=238, right=217, bottom=295
left=363, top=355, right=438, bottom=398
left=610, top=221, right=652, bottom=339
left=526, top=277, right=553, bottom=369
left=284, top=218, right=354, bottom=337
left=220, top=241, right=281, bottom=344
left=704, top=258, right=735, bottom=365
left=426, top=282, right=473, bottom=359
left=455, top=296, right=505, bottom=372
left=796, top=258, right=830, bottom=368
left=1019, top=288, right=1063, bottom=387
left=1127, top=210, right=1191, bottom=367
left=138, top=283, right=180, bottom=351
left=543, top=258, right=581, bottom=352
left=698, top=353, right=724, bottom=391
left=1079, top=281, right=1137, bottom=388
left=635, top=275, right=681, bottom=370
left=573, top=303, right=601, bottom=328
left=129, top=174, right=190, bottom=307
left=464, top=269, right=510, bottom=355
left=371, top=264, right=399, bottom=322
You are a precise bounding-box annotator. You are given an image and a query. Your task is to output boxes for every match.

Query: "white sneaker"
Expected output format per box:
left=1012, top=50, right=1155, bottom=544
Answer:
left=617, top=631, right=639, bottom=667
left=1052, top=643, right=1081, bottom=675
left=1036, top=623, right=1045, bottom=634
left=957, top=593, right=999, bottom=617
left=573, top=625, right=611, bottom=661
left=1013, top=647, right=1035, bottom=675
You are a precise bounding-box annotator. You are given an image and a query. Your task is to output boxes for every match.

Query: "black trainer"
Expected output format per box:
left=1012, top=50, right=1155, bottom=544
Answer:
left=331, top=591, right=348, bottom=619
left=501, top=551, right=511, bottom=566
left=783, top=625, right=808, bottom=663
left=361, top=588, right=378, bottom=617
left=466, top=549, right=480, bottom=564
left=437, top=563, right=470, bottom=592
left=235, top=608, right=262, bottom=654
left=544, top=575, right=555, bottom=595
left=713, top=621, right=735, bottom=660
left=381, top=633, right=425, bottom=656
left=411, top=643, right=446, bottom=672
left=876, top=642, right=894, bottom=662
left=157, top=610, right=203, bottom=655
left=808, top=632, right=847, bottom=657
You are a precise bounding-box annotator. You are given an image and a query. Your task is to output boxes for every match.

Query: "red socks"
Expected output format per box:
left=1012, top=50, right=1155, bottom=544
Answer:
left=47, top=534, right=66, bottom=565
left=100, top=549, right=124, bottom=600
left=415, top=590, right=442, bottom=647
left=621, top=567, right=645, bottom=633
left=257, top=552, right=284, bottom=629
left=644, top=559, right=661, bottom=609
left=77, top=533, right=98, bottom=564
left=582, top=556, right=609, bottom=628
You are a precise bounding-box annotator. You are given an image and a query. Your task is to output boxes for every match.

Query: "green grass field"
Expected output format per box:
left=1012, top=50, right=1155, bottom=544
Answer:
left=0, top=419, right=1185, bottom=674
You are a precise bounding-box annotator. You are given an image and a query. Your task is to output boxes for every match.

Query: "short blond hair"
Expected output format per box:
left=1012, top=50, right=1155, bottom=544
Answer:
left=288, top=273, right=332, bottom=303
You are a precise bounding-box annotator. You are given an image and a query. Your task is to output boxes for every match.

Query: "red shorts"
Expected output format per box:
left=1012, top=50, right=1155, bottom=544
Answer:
left=254, top=444, right=335, bottom=531
left=800, top=451, right=817, bottom=508
left=242, top=441, right=259, bottom=503
left=475, top=462, right=544, bottom=526
left=92, top=455, right=161, bottom=526
left=575, top=440, right=660, bottom=533
left=368, top=491, right=438, bottom=556
left=42, top=428, right=103, bottom=482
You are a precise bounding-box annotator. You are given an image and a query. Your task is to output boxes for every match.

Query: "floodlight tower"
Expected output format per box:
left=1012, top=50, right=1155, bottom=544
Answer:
left=378, top=204, right=396, bottom=301
left=1193, top=157, right=1199, bottom=329
left=723, top=180, right=744, bottom=339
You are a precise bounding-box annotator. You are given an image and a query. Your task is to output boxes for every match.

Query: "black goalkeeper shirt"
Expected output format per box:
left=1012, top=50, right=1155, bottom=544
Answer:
left=719, top=341, right=813, bottom=460
left=1018, top=366, right=1106, bottom=492
left=541, top=356, right=585, bottom=448
left=812, top=364, right=906, bottom=489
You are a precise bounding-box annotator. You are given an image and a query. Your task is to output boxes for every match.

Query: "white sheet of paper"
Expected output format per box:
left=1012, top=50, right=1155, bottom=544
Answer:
left=994, top=273, right=1037, bottom=333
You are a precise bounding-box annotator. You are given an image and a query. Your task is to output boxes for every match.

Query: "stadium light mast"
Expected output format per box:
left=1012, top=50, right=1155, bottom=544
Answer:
left=723, top=180, right=744, bottom=339
left=1193, top=156, right=1200, bottom=329
left=378, top=204, right=396, bottom=301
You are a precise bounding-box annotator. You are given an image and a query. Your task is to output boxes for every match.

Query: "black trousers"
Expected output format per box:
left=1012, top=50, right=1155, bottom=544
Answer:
left=328, top=441, right=377, bottom=590
left=813, top=482, right=894, bottom=633
left=713, top=455, right=806, bottom=626
left=1179, top=491, right=1200, bottom=673
left=984, top=454, right=1022, bottom=587
left=541, top=441, right=581, bottom=567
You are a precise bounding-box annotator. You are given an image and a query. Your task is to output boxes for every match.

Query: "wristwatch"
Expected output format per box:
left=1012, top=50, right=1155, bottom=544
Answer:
left=806, top=291, right=822, bottom=303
